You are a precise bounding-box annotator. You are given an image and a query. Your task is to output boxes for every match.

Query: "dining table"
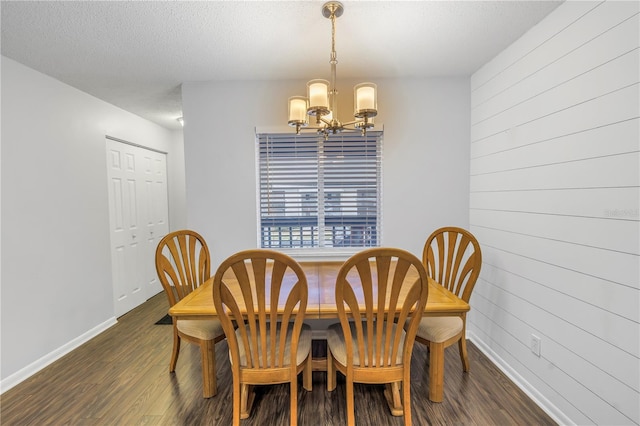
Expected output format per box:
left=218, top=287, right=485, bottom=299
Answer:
left=168, top=260, right=469, bottom=415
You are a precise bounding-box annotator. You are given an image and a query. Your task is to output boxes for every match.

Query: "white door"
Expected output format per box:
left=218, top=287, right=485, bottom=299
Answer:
left=106, top=138, right=169, bottom=317
left=139, top=150, right=169, bottom=298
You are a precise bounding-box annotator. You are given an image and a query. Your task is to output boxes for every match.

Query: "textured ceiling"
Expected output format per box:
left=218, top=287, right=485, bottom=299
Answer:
left=1, top=1, right=563, bottom=130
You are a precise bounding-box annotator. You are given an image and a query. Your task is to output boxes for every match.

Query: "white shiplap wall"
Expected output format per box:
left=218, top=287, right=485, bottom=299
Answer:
left=468, top=1, right=639, bottom=425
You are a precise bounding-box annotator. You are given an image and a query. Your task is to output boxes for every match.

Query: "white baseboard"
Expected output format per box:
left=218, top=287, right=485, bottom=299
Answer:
left=0, top=317, right=117, bottom=394
left=468, top=331, right=573, bottom=426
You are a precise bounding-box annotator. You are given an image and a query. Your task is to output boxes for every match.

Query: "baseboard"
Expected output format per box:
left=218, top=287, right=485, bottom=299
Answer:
left=468, top=331, right=573, bottom=426
left=0, top=316, right=117, bottom=394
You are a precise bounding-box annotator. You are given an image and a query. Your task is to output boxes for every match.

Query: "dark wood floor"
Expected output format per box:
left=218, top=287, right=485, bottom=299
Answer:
left=1, top=293, right=556, bottom=425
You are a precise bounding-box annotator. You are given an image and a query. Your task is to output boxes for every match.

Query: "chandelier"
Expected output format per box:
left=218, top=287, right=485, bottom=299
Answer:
left=287, top=1, right=377, bottom=138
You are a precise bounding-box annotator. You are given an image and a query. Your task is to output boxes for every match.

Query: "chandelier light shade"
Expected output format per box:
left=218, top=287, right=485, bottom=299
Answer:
left=354, top=83, right=377, bottom=118
left=288, top=96, right=309, bottom=126
left=307, top=79, right=330, bottom=115
left=288, top=1, right=378, bottom=138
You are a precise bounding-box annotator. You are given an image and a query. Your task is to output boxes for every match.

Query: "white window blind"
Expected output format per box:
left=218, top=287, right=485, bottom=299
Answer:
left=257, top=131, right=382, bottom=250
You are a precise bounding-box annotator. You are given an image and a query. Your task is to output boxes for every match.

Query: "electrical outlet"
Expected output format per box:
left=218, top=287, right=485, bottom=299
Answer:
left=530, top=334, right=541, bottom=357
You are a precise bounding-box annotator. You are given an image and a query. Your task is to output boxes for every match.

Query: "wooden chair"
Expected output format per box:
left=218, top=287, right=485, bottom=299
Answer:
left=326, top=248, right=429, bottom=426
left=155, top=229, right=225, bottom=398
left=414, top=226, right=482, bottom=402
left=212, top=249, right=312, bottom=426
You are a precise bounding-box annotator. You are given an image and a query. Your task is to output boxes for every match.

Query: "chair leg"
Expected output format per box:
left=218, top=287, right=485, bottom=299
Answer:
left=403, top=377, right=412, bottom=426
left=303, top=355, right=312, bottom=391
left=459, top=337, right=470, bottom=372
left=232, top=380, right=241, bottom=426
left=327, top=349, right=336, bottom=391
left=170, top=327, right=180, bottom=372
left=428, top=341, right=445, bottom=403
left=346, top=377, right=355, bottom=426
left=200, top=339, right=216, bottom=398
left=290, top=374, right=298, bottom=426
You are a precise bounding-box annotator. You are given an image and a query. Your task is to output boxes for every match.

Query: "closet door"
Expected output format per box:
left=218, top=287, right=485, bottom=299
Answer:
left=106, top=138, right=169, bottom=317
left=138, top=149, right=169, bottom=299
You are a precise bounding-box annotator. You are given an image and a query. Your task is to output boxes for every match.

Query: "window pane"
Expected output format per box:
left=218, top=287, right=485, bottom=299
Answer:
left=257, top=131, right=382, bottom=249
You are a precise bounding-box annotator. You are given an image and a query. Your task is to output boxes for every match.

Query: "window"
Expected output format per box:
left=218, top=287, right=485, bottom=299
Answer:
left=257, top=131, right=382, bottom=250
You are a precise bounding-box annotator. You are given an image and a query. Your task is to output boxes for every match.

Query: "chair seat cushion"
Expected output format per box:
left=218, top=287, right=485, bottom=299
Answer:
left=235, top=323, right=312, bottom=368
left=415, top=316, right=463, bottom=343
left=176, top=319, right=224, bottom=341
left=326, top=322, right=405, bottom=367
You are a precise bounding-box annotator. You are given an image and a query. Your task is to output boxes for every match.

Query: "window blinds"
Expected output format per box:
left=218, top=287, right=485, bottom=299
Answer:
left=257, top=131, right=382, bottom=249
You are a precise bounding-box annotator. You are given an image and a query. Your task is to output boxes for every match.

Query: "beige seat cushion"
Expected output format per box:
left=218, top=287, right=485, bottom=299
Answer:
left=234, top=323, right=312, bottom=368
left=176, top=319, right=224, bottom=341
left=415, top=316, right=463, bottom=343
left=326, top=322, right=405, bottom=367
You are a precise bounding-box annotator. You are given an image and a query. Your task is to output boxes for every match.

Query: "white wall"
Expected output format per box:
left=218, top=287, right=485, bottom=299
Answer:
left=0, top=56, right=187, bottom=388
left=167, top=124, right=188, bottom=230
left=468, top=2, right=639, bottom=425
left=181, top=77, right=470, bottom=268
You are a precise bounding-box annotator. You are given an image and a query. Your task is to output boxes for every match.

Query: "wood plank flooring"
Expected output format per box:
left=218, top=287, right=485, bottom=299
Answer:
left=0, top=293, right=556, bottom=425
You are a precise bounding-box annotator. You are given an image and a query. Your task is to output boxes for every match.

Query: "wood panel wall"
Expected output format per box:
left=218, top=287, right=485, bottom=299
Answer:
left=468, top=1, right=639, bottom=425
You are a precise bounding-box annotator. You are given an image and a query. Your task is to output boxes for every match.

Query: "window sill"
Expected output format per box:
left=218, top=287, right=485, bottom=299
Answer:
left=277, top=248, right=361, bottom=262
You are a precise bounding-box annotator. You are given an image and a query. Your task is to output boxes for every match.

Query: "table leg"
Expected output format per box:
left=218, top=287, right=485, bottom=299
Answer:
left=311, top=338, right=328, bottom=371
left=240, top=384, right=255, bottom=420
left=383, top=382, right=404, bottom=416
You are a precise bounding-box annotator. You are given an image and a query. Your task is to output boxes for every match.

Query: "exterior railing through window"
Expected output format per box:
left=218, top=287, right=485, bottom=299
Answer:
left=261, top=216, right=378, bottom=249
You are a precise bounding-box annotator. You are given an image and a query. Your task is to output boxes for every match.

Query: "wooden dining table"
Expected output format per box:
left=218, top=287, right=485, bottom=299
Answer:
left=168, top=260, right=469, bottom=413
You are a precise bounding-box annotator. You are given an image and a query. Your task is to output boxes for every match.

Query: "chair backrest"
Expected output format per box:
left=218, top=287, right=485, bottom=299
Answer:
left=213, top=249, right=308, bottom=370
left=335, top=248, right=428, bottom=369
left=155, top=230, right=211, bottom=307
left=422, top=227, right=482, bottom=303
